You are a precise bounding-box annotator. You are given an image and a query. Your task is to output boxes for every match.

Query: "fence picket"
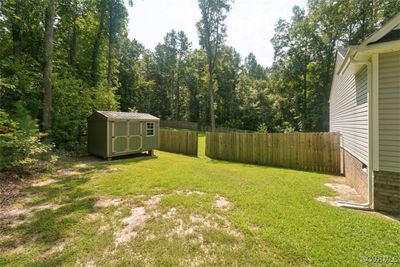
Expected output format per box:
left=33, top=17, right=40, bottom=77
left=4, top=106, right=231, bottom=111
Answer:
left=159, top=130, right=198, bottom=156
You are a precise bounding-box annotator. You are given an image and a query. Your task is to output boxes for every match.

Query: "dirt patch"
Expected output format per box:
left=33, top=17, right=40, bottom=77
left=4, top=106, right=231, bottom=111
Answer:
left=190, top=215, right=218, bottom=228
left=94, top=198, right=122, bottom=208
left=174, top=218, right=195, bottom=236
left=73, top=163, right=90, bottom=169
left=55, top=169, right=82, bottom=177
left=40, top=240, right=67, bottom=258
left=162, top=208, right=177, bottom=219
left=173, top=190, right=205, bottom=196
left=31, top=179, right=57, bottom=187
left=0, top=239, right=27, bottom=254
left=76, top=259, right=97, bottom=267
left=0, top=203, right=61, bottom=227
left=113, top=192, right=240, bottom=247
left=84, top=261, right=96, bottom=267
left=0, top=174, right=33, bottom=213
left=55, top=162, right=118, bottom=177
left=213, top=195, right=232, bottom=211
left=169, top=213, right=241, bottom=239
left=82, top=213, right=103, bottom=223
left=144, top=194, right=163, bottom=209
left=97, top=224, right=111, bottom=234
left=114, top=206, right=149, bottom=245
left=165, top=213, right=241, bottom=266
left=111, top=193, right=191, bottom=245
left=316, top=196, right=339, bottom=206
left=316, top=176, right=366, bottom=206
left=82, top=167, right=119, bottom=174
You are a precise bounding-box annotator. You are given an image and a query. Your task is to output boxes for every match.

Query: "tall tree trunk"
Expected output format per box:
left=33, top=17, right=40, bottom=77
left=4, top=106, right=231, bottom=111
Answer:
left=176, top=83, right=180, bottom=120
left=208, top=62, right=216, bottom=132
left=175, top=57, right=181, bottom=121
left=11, top=0, right=22, bottom=59
left=303, top=46, right=308, bottom=131
left=12, top=23, right=22, bottom=59
left=91, top=1, right=106, bottom=86
left=68, top=25, right=78, bottom=65
left=107, top=1, right=113, bottom=87
left=320, top=40, right=336, bottom=131
left=42, top=0, right=56, bottom=132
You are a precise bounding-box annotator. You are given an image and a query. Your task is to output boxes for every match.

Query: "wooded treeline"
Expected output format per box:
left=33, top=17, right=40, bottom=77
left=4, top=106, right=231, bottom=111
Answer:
left=0, top=0, right=399, bottom=157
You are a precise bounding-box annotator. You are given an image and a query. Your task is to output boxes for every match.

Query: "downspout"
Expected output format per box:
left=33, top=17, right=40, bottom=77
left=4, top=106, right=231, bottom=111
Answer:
left=337, top=54, right=374, bottom=210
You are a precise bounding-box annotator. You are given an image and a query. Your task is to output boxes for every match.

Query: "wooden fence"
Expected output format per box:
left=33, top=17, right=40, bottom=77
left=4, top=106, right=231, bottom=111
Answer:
left=159, top=130, right=198, bottom=156
left=206, top=132, right=341, bottom=174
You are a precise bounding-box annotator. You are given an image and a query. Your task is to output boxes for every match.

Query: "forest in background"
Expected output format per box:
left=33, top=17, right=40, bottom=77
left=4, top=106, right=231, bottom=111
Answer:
left=0, top=0, right=399, bottom=170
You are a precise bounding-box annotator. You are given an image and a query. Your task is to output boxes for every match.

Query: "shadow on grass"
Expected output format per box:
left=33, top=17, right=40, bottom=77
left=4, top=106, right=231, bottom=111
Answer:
left=206, top=157, right=338, bottom=175
left=0, top=173, right=97, bottom=264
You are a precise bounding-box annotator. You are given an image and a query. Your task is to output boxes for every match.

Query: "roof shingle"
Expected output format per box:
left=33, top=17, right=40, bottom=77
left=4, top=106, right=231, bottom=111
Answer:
left=96, top=111, right=159, bottom=120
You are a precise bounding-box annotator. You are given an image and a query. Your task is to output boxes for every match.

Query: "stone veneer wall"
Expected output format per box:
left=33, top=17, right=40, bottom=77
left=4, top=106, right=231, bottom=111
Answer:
left=374, top=171, right=400, bottom=214
left=343, top=149, right=368, bottom=198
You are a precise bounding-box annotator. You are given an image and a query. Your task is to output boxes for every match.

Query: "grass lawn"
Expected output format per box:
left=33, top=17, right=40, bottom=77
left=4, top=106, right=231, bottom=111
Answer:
left=1, top=135, right=399, bottom=266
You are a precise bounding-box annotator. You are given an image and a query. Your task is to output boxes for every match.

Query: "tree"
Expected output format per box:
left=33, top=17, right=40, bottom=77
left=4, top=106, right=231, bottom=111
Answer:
left=174, top=31, right=191, bottom=120
left=107, top=0, right=128, bottom=87
left=196, top=0, right=232, bottom=131
left=215, top=46, right=241, bottom=125
left=91, top=0, right=107, bottom=86
left=42, top=0, right=56, bottom=132
left=244, top=53, right=266, bottom=80
left=1, top=0, right=400, bottom=153
left=117, top=38, right=144, bottom=111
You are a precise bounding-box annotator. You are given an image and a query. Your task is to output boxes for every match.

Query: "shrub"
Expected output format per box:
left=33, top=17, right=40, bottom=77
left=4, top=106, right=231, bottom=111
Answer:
left=51, top=71, right=118, bottom=151
left=257, top=123, right=268, bottom=133
left=0, top=106, right=53, bottom=172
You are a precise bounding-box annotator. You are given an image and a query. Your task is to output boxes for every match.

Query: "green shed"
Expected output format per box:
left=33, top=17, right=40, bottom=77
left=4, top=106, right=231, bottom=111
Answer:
left=87, top=111, right=160, bottom=159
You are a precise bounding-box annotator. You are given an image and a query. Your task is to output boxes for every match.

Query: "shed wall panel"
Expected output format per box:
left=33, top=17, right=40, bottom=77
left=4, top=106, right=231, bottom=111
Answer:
left=87, top=114, right=108, bottom=157
left=141, top=121, right=160, bottom=150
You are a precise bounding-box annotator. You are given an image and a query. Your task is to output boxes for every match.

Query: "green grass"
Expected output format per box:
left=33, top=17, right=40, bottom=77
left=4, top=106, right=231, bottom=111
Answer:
left=1, top=136, right=399, bottom=266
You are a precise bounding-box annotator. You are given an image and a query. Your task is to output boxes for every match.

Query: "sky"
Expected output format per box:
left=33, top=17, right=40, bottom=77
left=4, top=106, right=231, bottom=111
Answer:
left=126, top=0, right=308, bottom=67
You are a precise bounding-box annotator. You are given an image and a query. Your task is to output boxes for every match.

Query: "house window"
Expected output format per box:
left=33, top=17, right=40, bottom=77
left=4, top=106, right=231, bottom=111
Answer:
left=146, top=122, right=155, bottom=136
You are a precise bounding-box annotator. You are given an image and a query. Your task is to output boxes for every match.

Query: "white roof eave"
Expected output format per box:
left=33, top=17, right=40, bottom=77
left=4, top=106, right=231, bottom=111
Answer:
left=359, top=13, right=400, bottom=49
left=338, top=12, right=400, bottom=75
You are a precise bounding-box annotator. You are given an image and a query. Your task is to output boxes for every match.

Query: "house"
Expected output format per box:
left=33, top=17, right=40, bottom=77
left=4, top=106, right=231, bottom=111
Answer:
left=330, top=13, right=400, bottom=214
left=87, top=111, right=160, bottom=159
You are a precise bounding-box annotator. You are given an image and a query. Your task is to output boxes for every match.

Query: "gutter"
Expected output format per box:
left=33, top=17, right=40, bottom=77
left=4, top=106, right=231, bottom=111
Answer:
left=337, top=53, right=374, bottom=211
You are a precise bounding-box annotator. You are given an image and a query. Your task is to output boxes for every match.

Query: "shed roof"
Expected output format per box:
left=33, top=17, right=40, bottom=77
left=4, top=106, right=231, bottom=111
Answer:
left=96, top=111, right=159, bottom=120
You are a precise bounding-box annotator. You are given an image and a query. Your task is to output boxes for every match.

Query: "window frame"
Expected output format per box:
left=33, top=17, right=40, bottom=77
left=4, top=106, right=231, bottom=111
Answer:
left=146, top=122, right=155, bottom=137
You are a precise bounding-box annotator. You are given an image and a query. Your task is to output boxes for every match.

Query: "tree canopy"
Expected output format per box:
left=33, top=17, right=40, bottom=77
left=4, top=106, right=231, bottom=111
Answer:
left=0, top=0, right=399, bottom=158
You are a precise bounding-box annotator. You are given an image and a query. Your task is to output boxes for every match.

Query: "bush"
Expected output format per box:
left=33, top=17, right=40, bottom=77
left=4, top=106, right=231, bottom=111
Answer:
left=0, top=106, right=54, bottom=172
left=257, top=123, right=268, bottom=133
left=51, top=71, right=118, bottom=151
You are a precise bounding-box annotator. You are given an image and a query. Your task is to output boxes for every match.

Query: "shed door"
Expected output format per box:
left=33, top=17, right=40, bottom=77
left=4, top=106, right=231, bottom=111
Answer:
left=112, top=121, right=128, bottom=154
left=112, top=121, right=143, bottom=154
left=128, top=121, right=142, bottom=151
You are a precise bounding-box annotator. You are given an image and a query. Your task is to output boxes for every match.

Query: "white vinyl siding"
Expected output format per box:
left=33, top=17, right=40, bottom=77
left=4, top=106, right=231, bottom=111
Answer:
left=330, top=54, right=369, bottom=165
left=379, top=51, right=400, bottom=172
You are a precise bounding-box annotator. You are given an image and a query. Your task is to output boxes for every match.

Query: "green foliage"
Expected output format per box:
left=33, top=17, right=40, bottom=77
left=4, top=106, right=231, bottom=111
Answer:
left=1, top=0, right=399, bottom=156
left=0, top=105, right=53, bottom=172
left=257, top=123, right=268, bottom=133
left=52, top=71, right=118, bottom=150
left=269, top=1, right=400, bottom=132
